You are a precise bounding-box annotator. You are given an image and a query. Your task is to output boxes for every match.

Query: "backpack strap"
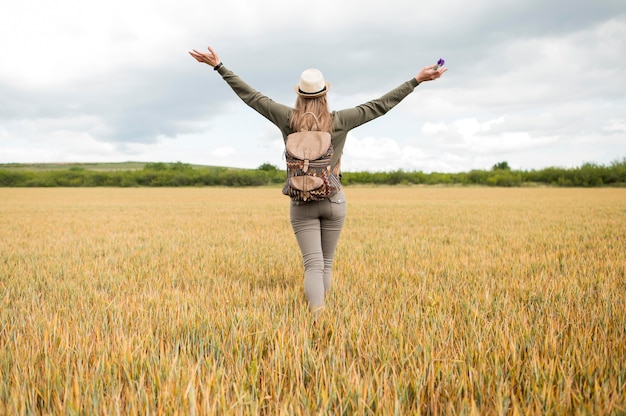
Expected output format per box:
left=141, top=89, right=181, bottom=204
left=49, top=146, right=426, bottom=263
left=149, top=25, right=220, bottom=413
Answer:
left=302, top=111, right=320, bottom=131
left=332, top=158, right=341, bottom=176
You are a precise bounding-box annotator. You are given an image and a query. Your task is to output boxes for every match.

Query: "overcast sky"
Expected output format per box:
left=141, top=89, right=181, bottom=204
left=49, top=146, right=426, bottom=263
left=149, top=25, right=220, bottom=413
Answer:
left=1, top=0, right=625, bottom=172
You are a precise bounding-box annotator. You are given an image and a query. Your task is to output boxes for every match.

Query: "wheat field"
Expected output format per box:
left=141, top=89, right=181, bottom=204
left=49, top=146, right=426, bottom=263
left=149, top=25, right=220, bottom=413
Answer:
left=1, top=187, right=624, bottom=415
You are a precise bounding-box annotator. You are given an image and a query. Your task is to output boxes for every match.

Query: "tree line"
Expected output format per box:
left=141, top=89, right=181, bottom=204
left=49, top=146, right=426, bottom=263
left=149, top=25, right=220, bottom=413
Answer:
left=0, top=159, right=624, bottom=187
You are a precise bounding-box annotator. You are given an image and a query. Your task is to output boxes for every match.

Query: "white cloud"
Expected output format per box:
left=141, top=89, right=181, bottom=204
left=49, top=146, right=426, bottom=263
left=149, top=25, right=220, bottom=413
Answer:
left=342, top=134, right=432, bottom=172
left=0, top=1, right=191, bottom=88
left=605, top=119, right=626, bottom=134
left=211, top=146, right=236, bottom=158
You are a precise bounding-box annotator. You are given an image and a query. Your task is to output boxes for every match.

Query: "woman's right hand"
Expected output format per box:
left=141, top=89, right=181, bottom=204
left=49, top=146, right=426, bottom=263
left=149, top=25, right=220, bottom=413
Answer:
left=415, top=64, right=448, bottom=83
left=189, top=46, right=221, bottom=67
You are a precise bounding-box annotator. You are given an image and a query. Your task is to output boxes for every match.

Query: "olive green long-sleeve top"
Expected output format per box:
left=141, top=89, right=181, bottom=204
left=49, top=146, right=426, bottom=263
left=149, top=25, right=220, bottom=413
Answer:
left=216, top=65, right=420, bottom=169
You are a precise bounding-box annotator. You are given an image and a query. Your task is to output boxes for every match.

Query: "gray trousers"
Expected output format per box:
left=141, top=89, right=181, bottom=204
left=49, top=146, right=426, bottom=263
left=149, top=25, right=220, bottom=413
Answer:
left=289, top=190, right=347, bottom=311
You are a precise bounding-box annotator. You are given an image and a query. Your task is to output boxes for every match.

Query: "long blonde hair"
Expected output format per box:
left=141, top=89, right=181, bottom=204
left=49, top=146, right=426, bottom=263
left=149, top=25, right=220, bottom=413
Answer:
left=290, top=95, right=333, bottom=133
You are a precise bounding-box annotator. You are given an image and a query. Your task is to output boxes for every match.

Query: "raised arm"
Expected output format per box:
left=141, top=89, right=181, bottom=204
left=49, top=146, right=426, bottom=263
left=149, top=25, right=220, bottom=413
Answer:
left=335, top=63, right=448, bottom=131
left=189, top=46, right=292, bottom=129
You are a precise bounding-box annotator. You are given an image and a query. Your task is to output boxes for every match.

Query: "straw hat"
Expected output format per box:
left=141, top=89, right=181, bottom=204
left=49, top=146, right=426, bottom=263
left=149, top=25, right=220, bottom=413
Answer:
left=294, top=68, right=331, bottom=98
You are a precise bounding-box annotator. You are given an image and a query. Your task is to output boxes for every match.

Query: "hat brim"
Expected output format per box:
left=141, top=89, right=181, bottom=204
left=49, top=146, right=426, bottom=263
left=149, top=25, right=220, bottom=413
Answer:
left=294, top=82, right=331, bottom=98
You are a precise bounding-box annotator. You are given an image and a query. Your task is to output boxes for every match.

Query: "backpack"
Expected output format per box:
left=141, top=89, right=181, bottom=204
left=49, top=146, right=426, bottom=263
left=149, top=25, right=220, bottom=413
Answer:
left=282, top=112, right=341, bottom=202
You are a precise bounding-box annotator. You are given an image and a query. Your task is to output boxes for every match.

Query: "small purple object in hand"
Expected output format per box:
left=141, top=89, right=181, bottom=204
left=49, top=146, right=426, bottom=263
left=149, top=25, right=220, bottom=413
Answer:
left=434, top=58, right=445, bottom=70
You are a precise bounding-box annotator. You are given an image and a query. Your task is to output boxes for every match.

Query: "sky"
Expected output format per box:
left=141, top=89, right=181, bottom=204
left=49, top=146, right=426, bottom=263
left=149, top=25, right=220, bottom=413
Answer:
left=1, top=0, right=625, bottom=173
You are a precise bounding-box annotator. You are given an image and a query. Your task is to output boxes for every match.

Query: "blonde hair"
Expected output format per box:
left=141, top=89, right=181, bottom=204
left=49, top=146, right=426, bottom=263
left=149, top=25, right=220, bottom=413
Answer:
left=290, top=95, right=333, bottom=133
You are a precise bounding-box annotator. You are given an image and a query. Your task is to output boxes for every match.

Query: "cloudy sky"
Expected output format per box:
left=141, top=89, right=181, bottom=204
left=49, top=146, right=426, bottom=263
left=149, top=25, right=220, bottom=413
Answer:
left=1, top=0, right=625, bottom=172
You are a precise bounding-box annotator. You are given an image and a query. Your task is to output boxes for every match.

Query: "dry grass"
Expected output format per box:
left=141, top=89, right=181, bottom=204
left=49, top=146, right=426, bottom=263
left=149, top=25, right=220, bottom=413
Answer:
left=1, top=187, right=625, bottom=415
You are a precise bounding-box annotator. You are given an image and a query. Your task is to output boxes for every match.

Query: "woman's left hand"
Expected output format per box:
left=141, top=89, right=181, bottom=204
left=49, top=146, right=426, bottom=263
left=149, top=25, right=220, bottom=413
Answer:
left=189, top=46, right=221, bottom=67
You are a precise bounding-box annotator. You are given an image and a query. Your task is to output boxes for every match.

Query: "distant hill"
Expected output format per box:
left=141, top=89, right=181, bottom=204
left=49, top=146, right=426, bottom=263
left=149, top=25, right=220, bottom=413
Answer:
left=0, top=162, right=220, bottom=171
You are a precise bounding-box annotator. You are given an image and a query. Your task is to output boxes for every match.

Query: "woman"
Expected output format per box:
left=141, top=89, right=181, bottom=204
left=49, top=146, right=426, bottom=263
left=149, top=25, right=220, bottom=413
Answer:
left=189, top=46, right=447, bottom=316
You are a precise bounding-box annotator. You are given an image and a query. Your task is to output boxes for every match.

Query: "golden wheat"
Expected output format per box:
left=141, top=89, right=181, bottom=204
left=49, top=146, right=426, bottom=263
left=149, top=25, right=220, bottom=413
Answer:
left=1, top=187, right=624, bottom=414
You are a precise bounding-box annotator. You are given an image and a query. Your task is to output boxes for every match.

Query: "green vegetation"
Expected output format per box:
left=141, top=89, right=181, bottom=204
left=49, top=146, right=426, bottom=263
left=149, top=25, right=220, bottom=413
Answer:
left=0, top=158, right=625, bottom=187
left=0, top=162, right=285, bottom=187
left=342, top=158, right=626, bottom=187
